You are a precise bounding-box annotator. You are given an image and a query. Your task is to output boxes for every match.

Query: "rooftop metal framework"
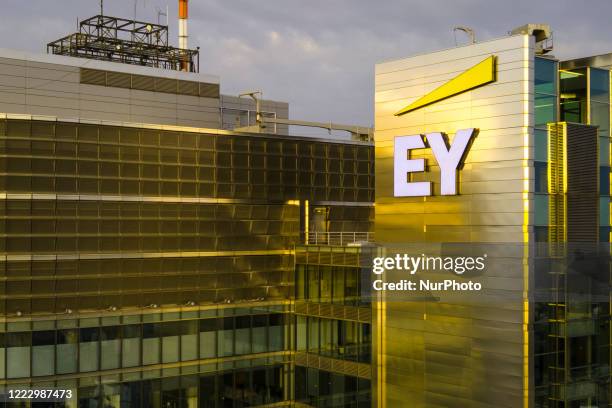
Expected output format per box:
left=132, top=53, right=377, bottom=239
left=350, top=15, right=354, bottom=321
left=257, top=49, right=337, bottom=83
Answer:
left=47, top=15, right=200, bottom=72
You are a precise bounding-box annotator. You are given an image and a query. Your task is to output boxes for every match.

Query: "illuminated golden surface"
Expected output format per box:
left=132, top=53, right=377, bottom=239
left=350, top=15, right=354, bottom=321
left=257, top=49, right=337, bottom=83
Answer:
left=375, top=35, right=535, bottom=407
left=395, top=56, right=497, bottom=116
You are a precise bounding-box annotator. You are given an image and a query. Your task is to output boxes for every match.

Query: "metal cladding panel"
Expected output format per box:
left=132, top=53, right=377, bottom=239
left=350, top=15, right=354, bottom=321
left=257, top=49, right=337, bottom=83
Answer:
left=375, top=34, right=534, bottom=244
left=566, top=123, right=599, bottom=242
left=374, top=35, right=534, bottom=408
left=0, top=116, right=374, bottom=316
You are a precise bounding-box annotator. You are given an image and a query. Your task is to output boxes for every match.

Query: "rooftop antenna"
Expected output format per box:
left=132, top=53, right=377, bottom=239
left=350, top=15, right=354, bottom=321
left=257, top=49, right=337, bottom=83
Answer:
left=453, top=26, right=476, bottom=45
left=156, top=5, right=169, bottom=25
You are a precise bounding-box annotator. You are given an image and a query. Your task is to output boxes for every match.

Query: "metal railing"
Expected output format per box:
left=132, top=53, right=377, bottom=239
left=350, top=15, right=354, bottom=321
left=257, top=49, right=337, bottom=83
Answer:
left=306, top=232, right=374, bottom=246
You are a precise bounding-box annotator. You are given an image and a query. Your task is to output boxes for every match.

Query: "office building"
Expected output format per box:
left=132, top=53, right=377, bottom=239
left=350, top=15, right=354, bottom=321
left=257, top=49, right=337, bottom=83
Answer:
left=0, top=10, right=374, bottom=408
left=375, top=24, right=611, bottom=407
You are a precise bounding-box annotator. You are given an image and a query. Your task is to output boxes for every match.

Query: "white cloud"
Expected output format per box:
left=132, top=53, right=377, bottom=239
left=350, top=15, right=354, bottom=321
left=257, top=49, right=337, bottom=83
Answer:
left=1, top=0, right=612, bottom=127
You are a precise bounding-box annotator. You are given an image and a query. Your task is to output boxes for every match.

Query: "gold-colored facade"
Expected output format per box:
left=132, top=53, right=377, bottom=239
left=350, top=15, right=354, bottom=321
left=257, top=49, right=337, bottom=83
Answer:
left=374, top=35, right=535, bottom=407
left=0, top=114, right=374, bottom=406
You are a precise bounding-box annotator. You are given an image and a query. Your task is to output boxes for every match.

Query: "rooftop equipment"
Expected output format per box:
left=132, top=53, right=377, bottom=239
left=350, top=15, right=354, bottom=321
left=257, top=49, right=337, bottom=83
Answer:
left=510, top=23, right=553, bottom=54
left=47, top=4, right=200, bottom=72
left=236, top=91, right=373, bottom=142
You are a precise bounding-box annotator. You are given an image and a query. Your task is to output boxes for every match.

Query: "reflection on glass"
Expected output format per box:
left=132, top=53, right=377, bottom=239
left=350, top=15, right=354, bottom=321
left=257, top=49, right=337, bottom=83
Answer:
left=535, top=57, right=557, bottom=95
left=561, top=68, right=587, bottom=124
left=79, top=327, right=99, bottom=372
left=590, top=68, right=610, bottom=104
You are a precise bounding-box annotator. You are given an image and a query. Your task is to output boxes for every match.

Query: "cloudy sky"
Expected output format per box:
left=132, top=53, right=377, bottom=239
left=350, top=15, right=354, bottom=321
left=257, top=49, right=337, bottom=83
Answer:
left=1, top=0, right=612, bottom=128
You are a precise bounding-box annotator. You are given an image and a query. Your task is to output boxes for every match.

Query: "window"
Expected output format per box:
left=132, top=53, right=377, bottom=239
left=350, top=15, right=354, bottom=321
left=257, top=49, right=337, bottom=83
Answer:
left=142, top=323, right=161, bottom=365
left=122, top=325, right=141, bottom=368
left=534, top=162, right=548, bottom=194
left=32, top=330, right=55, bottom=376
left=56, top=329, right=78, bottom=374
left=100, top=326, right=120, bottom=370
left=199, top=319, right=216, bottom=359
left=79, top=327, right=99, bottom=372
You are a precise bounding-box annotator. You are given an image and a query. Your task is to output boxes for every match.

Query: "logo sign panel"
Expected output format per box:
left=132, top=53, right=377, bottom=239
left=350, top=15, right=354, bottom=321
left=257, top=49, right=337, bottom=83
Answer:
left=394, top=129, right=476, bottom=197
left=392, top=55, right=497, bottom=197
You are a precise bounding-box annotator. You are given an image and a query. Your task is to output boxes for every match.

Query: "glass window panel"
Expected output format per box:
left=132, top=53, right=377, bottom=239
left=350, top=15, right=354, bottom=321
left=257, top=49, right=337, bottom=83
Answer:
left=360, top=324, right=372, bottom=363
left=320, top=319, right=333, bottom=357
left=142, top=323, right=161, bottom=365
left=319, top=370, right=331, bottom=399
left=307, top=266, right=319, bottom=302
left=320, top=266, right=332, bottom=303
left=308, top=317, right=319, bottom=353
left=534, top=129, right=548, bottom=162
left=592, top=102, right=610, bottom=139
left=122, top=325, right=141, bottom=368
left=561, top=68, right=587, bottom=123
left=6, top=332, right=31, bottom=379
left=199, top=319, right=216, bottom=359
left=180, top=320, right=198, bottom=362
left=307, top=367, right=319, bottom=403
left=296, top=265, right=306, bottom=300
left=332, top=267, right=345, bottom=304
left=32, top=330, right=55, bottom=376
left=252, top=315, right=268, bottom=353
left=590, top=68, right=610, bottom=104
left=100, top=326, right=120, bottom=370
left=235, top=316, right=251, bottom=355
left=217, top=317, right=233, bottom=357
left=162, top=335, right=179, bottom=363
left=269, top=314, right=284, bottom=352
left=534, top=194, right=549, bottom=227
left=600, top=167, right=610, bottom=196
left=0, top=346, right=4, bottom=379
left=331, top=373, right=345, bottom=406
left=57, top=329, right=78, bottom=374
left=600, top=136, right=611, bottom=166
left=79, top=327, right=99, bottom=372
left=345, top=268, right=359, bottom=306
left=535, top=94, right=557, bottom=128
left=535, top=57, right=557, bottom=95
left=297, top=316, right=307, bottom=351
left=534, top=161, right=548, bottom=194
left=7, top=346, right=30, bottom=378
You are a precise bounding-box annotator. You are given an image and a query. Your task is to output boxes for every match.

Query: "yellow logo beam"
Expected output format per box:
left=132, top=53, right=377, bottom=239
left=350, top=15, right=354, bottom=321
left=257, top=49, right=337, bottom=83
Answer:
left=395, top=56, right=497, bottom=116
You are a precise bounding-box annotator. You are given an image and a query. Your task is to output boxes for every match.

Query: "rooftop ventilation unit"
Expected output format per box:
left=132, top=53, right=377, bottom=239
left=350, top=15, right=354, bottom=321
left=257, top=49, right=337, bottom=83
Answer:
left=510, top=23, right=553, bottom=55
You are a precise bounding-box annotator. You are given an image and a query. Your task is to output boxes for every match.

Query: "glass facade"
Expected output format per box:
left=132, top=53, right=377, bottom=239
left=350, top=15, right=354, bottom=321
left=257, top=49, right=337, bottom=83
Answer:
left=73, top=366, right=287, bottom=408
left=293, top=244, right=373, bottom=407
left=295, top=264, right=369, bottom=307
left=534, top=57, right=558, bottom=241
left=294, top=366, right=371, bottom=408
left=1, top=309, right=288, bottom=379
left=296, top=316, right=371, bottom=363
left=534, top=59, right=612, bottom=407
left=0, top=117, right=375, bottom=406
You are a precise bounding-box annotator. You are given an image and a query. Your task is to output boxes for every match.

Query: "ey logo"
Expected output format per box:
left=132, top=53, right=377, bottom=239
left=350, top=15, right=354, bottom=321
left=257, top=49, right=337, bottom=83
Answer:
left=393, top=56, right=496, bottom=197
left=394, top=129, right=477, bottom=197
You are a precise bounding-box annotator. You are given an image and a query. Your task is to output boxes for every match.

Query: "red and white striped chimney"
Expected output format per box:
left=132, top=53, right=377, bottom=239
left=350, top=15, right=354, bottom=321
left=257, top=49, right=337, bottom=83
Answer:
left=178, top=0, right=188, bottom=50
